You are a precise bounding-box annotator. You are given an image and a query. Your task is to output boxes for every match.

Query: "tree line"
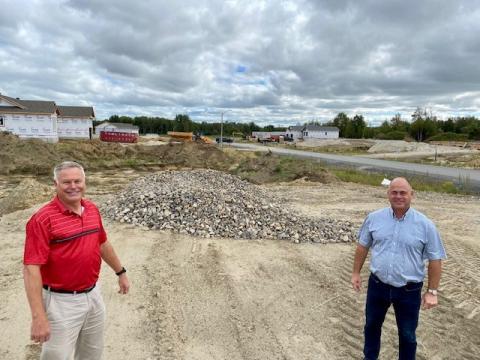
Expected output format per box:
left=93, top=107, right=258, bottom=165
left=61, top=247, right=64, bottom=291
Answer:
left=95, top=109, right=480, bottom=141
left=321, top=107, right=479, bottom=141
left=94, top=114, right=285, bottom=137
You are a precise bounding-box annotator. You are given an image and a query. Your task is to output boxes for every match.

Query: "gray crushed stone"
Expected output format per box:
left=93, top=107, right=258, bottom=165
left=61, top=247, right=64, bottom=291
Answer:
left=101, top=169, right=356, bottom=243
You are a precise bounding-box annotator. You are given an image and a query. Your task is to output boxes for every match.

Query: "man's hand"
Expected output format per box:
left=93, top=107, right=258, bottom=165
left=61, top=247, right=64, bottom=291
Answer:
left=31, top=314, right=50, bottom=343
left=422, top=292, right=438, bottom=310
left=351, top=273, right=362, bottom=292
left=118, top=274, right=130, bottom=295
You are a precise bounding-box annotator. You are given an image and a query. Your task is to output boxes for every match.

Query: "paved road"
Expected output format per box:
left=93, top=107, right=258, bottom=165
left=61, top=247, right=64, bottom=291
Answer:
left=229, top=143, right=480, bottom=191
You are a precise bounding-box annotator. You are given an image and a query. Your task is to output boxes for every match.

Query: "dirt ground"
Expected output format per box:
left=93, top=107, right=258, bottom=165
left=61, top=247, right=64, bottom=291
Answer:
left=1, top=171, right=479, bottom=360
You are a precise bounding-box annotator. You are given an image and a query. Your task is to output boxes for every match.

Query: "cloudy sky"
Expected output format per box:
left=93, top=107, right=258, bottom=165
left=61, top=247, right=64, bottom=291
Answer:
left=1, top=0, right=479, bottom=126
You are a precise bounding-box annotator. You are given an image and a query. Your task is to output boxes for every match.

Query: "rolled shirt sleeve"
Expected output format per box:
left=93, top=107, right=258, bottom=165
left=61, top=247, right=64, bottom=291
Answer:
left=358, top=215, right=373, bottom=248
left=423, top=221, right=447, bottom=261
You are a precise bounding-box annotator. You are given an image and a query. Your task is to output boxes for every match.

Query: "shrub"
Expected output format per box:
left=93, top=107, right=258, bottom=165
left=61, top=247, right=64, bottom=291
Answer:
left=427, top=132, right=469, bottom=141
left=376, top=131, right=408, bottom=140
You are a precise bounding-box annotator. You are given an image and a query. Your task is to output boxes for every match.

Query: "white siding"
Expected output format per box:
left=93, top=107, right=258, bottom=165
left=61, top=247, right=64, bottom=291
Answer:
left=305, top=130, right=339, bottom=139
left=57, top=117, right=93, bottom=139
left=101, top=125, right=138, bottom=134
left=0, top=113, right=58, bottom=142
left=95, top=123, right=138, bottom=134
left=285, top=130, right=303, bottom=140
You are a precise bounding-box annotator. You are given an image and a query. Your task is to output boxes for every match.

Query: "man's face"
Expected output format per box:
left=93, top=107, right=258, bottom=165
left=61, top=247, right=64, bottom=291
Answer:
left=55, top=167, right=86, bottom=206
left=388, top=180, right=413, bottom=213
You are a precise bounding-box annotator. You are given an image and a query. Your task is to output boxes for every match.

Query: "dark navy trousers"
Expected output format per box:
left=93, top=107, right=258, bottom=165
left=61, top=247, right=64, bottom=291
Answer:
left=364, top=273, right=423, bottom=360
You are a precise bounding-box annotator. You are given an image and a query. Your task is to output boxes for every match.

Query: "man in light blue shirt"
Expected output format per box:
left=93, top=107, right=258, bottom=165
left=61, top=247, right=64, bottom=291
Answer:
left=351, top=177, right=446, bottom=360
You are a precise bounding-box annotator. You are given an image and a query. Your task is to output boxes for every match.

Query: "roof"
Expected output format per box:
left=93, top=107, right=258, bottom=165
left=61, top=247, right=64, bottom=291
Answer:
left=288, top=126, right=304, bottom=131
left=0, top=94, right=57, bottom=115
left=287, top=125, right=305, bottom=131
left=304, top=125, right=339, bottom=132
left=57, top=106, right=95, bottom=118
left=96, top=122, right=139, bottom=130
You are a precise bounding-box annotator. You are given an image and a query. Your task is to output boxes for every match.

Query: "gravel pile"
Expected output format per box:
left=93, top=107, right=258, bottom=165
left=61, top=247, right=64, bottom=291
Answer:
left=102, top=169, right=357, bottom=243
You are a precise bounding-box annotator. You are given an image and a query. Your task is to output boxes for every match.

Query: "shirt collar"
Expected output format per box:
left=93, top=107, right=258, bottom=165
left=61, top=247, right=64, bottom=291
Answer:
left=53, top=196, right=85, bottom=215
left=390, top=206, right=412, bottom=221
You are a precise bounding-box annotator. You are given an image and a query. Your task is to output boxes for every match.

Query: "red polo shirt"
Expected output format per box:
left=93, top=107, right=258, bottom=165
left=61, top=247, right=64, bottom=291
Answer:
left=24, top=196, right=107, bottom=291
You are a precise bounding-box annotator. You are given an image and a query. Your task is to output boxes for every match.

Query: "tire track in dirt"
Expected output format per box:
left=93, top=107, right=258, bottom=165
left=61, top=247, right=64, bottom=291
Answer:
left=278, top=244, right=368, bottom=360
left=144, top=234, right=293, bottom=360
left=418, top=237, right=480, bottom=359
left=321, top=238, right=480, bottom=360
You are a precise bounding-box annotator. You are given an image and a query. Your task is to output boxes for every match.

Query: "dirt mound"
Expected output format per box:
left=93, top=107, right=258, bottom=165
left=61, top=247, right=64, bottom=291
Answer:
left=0, top=132, right=61, bottom=175
left=0, top=178, right=53, bottom=215
left=0, top=132, right=231, bottom=175
left=145, top=141, right=232, bottom=170
left=368, top=140, right=433, bottom=153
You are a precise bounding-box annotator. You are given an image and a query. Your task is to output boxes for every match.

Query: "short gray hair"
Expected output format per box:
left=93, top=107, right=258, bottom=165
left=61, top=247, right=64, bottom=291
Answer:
left=53, top=161, right=85, bottom=181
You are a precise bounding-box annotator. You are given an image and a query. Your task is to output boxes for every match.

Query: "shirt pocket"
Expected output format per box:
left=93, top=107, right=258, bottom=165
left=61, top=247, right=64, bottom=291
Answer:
left=402, top=227, right=426, bottom=252
left=371, top=226, right=393, bottom=247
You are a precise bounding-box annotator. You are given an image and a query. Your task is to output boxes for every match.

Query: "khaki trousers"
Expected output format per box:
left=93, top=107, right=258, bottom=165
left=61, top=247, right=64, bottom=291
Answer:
left=41, top=285, right=105, bottom=360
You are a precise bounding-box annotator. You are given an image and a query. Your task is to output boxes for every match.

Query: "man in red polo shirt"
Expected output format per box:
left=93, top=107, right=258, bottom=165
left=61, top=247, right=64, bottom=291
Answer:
left=23, top=161, right=130, bottom=359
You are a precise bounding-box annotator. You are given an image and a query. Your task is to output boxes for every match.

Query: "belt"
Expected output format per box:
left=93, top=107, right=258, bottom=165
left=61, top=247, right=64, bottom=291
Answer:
left=43, top=283, right=96, bottom=294
left=370, top=273, right=421, bottom=287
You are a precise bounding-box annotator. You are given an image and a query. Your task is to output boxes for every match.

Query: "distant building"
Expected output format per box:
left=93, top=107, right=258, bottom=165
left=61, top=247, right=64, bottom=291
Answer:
left=0, top=94, right=59, bottom=142
left=285, top=125, right=340, bottom=141
left=251, top=131, right=285, bottom=141
left=285, top=126, right=304, bottom=141
left=302, top=125, right=339, bottom=140
left=57, top=106, right=95, bottom=140
left=0, top=93, right=96, bottom=142
left=94, top=122, right=139, bottom=134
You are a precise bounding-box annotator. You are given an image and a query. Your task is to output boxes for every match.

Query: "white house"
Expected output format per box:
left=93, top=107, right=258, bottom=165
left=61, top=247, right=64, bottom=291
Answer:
left=0, top=94, right=59, bottom=142
left=302, top=125, right=339, bottom=140
left=57, top=106, right=95, bottom=139
left=95, top=122, right=140, bottom=134
left=285, top=125, right=304, bottom=141
left=0, top=93, right=96, bottom=142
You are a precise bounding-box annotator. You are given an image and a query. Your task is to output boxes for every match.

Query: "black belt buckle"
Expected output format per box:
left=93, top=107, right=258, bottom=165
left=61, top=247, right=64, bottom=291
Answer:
left=43, top=283, right=96, bottom=294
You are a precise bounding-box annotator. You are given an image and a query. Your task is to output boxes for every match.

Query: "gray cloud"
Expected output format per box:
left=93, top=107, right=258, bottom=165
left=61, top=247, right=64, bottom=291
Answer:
left=0, top=0, right=479, bottom=125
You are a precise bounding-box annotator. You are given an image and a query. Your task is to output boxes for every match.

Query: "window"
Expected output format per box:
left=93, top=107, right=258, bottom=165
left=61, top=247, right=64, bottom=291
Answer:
left=0, top=116, right=4, bottom=127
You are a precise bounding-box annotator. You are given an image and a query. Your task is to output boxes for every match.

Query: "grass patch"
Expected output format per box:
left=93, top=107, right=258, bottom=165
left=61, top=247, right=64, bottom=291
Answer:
left=330, top=167, right=470, bottom=195
left=233, top=153, right=336, bottom=184
left=331, top=169, right=385, bottom=186
left=273, top=143, right=370, bottom=155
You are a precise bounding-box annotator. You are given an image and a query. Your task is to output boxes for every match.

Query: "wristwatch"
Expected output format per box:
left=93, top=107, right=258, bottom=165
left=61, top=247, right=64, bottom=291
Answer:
left=115, top=267, right=127, bottom=276
left=427, top=288, right=438, bottom=296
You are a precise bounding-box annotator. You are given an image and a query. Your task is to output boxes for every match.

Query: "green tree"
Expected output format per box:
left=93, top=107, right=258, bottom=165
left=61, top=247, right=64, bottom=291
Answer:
left=331, top=112, right=350, bottom=137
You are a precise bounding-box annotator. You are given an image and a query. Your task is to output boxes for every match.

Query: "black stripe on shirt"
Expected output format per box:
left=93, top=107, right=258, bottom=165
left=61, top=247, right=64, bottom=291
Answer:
left=50, top=228, right=100, bottom=244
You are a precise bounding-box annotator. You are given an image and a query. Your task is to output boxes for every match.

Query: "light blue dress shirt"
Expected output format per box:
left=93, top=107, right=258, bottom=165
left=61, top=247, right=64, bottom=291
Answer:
left=358, top=207, right=447, bottom=287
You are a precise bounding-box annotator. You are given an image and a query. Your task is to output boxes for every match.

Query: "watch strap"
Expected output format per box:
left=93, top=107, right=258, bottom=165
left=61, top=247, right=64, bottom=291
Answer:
left=116, top=267, right=127, bottom=276
left=427, top=288, right=438, bottom=296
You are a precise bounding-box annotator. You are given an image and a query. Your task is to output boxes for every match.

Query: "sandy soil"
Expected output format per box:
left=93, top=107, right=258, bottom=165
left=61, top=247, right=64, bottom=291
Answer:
left=1, top=176, right=479, bottom=359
